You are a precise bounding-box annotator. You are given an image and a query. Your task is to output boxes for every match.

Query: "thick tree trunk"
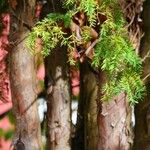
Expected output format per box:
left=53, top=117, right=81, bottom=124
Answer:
left=97, top=93, right=133, bottom=150
left=74, top=61, right=99, bottom=150
left=75, top=64, right=133, bottom=150
left=134, top=1, right=150, bottom=149
left=9, top=1, right=42, bottom=149
left=97, top=71, right=133, bottom=149
left=45, top=47, right=71, bottom=150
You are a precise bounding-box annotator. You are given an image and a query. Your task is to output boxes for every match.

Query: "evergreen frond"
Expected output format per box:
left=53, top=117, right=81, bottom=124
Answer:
left=63, top=0, right=76, bottom=8
left=26, top=17, right=66, bottom=57
left=92, top=0, right=145, bottom=104
left=27, top=0, right=145, bottom=104
left=79, top=0, right=98, bottom=27
left=47, top=12, right=73, bottom=27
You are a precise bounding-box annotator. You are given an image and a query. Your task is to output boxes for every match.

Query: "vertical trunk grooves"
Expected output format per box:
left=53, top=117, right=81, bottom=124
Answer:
left=10, top=32, right=42, bottom=149
left=97, top=92, right=133, bottom=150
left=9, top=1, right=42, bottom=149
left=97, top=73, right=133, bottom=149
left=43, top=1, right=71, bottom=150
left=45, top=47, right=71, bottom=150
left=74, top=61, right=99, bottom=150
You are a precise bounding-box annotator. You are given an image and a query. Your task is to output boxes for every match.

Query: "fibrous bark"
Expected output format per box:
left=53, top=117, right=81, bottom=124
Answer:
left=41, top=1, right=71, bottom=149
left=120, top=0, right=144, bottom=53
left=97, top=93, right=133, bottom=150
left=45, top=47, right=71, bottom=150
left=97, top=71, right=133, bottom=150
left=9, top=0, right=42, bottom=149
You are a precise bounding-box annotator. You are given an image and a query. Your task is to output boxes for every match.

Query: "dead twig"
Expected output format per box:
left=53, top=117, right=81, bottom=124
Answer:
left=143, top=72, right=150, bottom=83
left=85, top=39, right=99, bottom=56
left=142, top=51, right=150, bottom=62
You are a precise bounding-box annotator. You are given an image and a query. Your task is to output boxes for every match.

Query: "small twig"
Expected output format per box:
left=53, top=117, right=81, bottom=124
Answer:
left=78, top=50, right=84, bottom=54
left=76, top=26, right=82, bottom=40
left=23, top=0, right=25, bottom=12
left=124, top=3, right=132, bottom=12
left=142, top=50, right=150, bottom=62
left=12, top=13, right=32, bottom=30
left=143, top=72, right=150, bottom=83
left=85, top=39, right=99, bottom=56
left=51, top=0, right=56, bottom=12
left=21, top=98, right=37, bottom=116
left=125, top=10, right=135, bottom=29
left=10, top=35, right=28, bottom=48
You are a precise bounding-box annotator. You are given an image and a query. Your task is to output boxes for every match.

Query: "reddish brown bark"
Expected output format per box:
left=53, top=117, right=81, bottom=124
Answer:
left=75, top=63, right=133, bottom=150
left=40, top=1, right=71, bottom=149
left=97, top=93, right=133, bottom=150
left=9, top=0, right=42, bottom=149
left=96, top=70, right=133, bottom=150
left=45, top=47, right=71, bottom=150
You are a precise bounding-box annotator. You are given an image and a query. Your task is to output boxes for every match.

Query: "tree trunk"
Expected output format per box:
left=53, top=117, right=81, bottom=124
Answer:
left=9, top=1, right=42, bottom=149
left=45, top=47, right=71, bottom=150
left=42, top=1, right=71, bottom=149
left=134, top=1, right=150, bottom=149
left=97, top=93, right=133, bottom=150
left=74, top=61, right=99, bottom=150
left=97, top=72, right=133, bottom=149
left=75, top=64, right=133, bottom=150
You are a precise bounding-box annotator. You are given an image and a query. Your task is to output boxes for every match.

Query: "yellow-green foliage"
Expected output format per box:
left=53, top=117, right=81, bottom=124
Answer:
left=27, top=0, right=145, bottom=104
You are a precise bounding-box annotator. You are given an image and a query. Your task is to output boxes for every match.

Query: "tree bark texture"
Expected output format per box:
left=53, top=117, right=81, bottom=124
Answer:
left=134, top=1, right=150, bottom=149
left=74, top=61, right=99, bottom=150
left=42, top=1, right=71, bottom=149
left=97, top=72, right=133, bottom=150
left=9, top=1, right=42, bottom=149
left=97, top=93, right=133, bottom=150
left=45, top=47, right=71, bottom=150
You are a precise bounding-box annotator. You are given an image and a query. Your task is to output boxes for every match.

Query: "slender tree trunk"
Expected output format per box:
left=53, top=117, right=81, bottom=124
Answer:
left=74, top=61, right=99, bottom=150
left=9, top=1, right=42, bottom=149
left=42, top=1, right=71, bottom=149
left=45, top=47, right=71, bottom=150
left=134, top=1, right=150, bottom=149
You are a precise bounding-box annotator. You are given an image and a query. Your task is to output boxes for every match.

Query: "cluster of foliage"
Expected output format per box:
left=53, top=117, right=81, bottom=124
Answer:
left=27, top=0, right=145, bottom=104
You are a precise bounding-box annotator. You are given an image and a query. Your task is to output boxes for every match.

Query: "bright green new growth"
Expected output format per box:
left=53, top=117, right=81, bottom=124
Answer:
left=27, top=0, right=145, bottom=104
left=92, top=2, right=145, bottom=104
left=26, top=17, right=66, bottom=56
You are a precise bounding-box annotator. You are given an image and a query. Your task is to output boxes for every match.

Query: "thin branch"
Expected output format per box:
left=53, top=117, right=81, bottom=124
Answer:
left=10, top=35, right=28, bottom=48
left=51, top=0, right=56, bottom=12
left=76, top=26, right=82, bottom=40
left=125, top=11, right=135, bottom=28
left=85, top=39, right=99, bottom=56
left=143, top=72, right=150, bottom=83
left=123, top=2, right=132, bottom=12
left=142, top=50, right=150, bottom=62
left=11, top=13, right=32, bottom=30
